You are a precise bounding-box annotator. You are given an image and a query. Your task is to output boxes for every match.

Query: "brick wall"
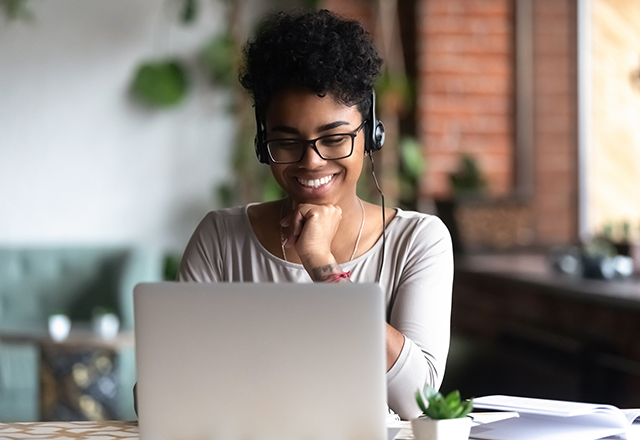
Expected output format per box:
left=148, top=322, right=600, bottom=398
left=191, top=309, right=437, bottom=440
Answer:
left=417, top=0, right=515, bottom=198
left=414, top=0, right=579, bottom=244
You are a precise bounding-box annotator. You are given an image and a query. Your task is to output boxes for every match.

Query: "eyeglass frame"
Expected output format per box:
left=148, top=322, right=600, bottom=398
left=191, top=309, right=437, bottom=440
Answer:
left=265, top=120, right=367, bottom=164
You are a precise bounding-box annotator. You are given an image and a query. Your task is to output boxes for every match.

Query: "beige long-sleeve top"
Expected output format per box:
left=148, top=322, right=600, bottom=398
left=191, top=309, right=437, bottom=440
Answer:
left=178, top=204, right=453, bottom=420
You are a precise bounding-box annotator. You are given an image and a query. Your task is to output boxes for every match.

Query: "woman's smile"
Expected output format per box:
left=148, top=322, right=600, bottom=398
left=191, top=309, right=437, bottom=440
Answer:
left=296, top=174, right=335, bottom=189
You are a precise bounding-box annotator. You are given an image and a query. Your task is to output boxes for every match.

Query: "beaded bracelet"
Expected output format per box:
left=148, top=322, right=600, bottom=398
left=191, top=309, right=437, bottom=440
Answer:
left=321, top=271, right=352, bottom=283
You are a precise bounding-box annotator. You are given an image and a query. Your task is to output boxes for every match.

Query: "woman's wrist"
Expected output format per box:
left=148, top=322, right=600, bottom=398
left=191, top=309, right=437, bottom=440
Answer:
left=309, top=262, right=350, bottom=283
left=301, top=253, right=335, bottom=276
left=301, top=253, right=351, bottom=283
left=319, top=270, right=352, bottom=283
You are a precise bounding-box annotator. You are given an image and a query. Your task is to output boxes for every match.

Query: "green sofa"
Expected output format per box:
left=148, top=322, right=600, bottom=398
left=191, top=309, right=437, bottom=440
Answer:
left=0, top=247, right=163, bottom=422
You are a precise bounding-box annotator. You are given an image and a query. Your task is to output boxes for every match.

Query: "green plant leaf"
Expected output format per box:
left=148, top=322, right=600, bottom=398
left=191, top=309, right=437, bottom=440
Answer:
left=180, top=0, right=197, bottom=24
left=0, top=0, right=33, bottom=21
left=163, top=253, right=182, bottom=281
left=416, top=386, right=473, bottom=419
left=459, top=399, right=474, bottom=418
left=423, top=385, right=438, bottom=400
left=200, top=34, right=236, bottom=87
left=131, top=60, right=188, bottom=107
left=400, top=137, right=424, bottom=181
left=445, top=390, right=461, bottom=408
left=449, top=153, right=486, bottom=198
left=415, top=389, right=429, bottom=414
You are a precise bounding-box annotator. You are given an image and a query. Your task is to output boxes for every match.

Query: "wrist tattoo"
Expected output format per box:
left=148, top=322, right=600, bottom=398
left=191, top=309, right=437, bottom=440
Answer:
left=311, top=263, right=342, bottom=281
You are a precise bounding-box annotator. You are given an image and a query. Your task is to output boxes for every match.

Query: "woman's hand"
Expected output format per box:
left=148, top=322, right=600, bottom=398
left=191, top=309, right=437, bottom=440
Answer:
left=280, top=203, right=342, bottom=276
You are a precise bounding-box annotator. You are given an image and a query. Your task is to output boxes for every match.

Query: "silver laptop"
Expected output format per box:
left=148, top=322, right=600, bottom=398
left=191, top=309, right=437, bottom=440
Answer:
left=134, top=282, right=387, bottom=440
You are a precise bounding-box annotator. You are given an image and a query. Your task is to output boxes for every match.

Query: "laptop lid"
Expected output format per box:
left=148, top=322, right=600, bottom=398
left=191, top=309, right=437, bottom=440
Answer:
left=134, top=282, right=387, bottom=440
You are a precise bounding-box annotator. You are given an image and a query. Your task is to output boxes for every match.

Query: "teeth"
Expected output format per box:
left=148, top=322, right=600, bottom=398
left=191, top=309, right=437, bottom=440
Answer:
left=298, top=175, right=333, bottom=188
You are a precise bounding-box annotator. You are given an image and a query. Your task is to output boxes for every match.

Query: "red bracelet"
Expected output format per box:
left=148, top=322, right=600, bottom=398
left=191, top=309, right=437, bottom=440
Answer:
left=321, top=271, right=352, bottom=283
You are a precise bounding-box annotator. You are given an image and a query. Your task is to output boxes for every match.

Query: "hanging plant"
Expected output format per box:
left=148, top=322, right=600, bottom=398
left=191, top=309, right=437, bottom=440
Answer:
left=199, top=33, right=236, bottom=88
left=180, top=0, right=198, bottom=24
left=0, top=0, right=33, bottom=21
left=130, top=60, right=189, bottom=108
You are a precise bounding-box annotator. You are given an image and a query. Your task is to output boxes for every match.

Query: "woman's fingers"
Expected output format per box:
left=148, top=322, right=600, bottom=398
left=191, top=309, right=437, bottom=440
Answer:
left=281, top=209, right=304, bottom=249
left=280, top=203, right=343, bottom=255
left=296, top=204, right=341, bottom=256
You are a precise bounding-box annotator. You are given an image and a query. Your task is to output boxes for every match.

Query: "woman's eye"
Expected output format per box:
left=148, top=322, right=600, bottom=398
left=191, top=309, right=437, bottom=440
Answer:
left=272, top=140, right=301, bottom=150
left=320, top=135, right=348, bottom=146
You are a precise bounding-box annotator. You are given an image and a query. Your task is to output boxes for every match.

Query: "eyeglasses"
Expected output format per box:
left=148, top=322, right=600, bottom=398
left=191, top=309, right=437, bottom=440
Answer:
left=266, top=120, right=366, bottom=164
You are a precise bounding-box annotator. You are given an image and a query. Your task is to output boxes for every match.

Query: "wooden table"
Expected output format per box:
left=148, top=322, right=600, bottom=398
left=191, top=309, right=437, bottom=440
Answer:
left=0, top=420, right=636, bottom=440
left=0, top=421, right=138, bottom=439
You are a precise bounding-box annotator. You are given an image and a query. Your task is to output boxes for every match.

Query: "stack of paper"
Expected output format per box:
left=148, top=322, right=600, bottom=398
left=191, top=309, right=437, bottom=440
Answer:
left=470, top=395, right=640, bottom=440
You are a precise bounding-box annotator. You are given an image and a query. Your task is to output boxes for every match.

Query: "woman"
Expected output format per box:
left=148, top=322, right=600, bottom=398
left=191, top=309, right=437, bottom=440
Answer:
left=178, top=9, right=453, bottom=420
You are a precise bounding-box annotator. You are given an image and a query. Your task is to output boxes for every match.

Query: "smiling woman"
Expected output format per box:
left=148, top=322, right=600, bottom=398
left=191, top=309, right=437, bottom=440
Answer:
left=177, top=8, right=454, bottom=420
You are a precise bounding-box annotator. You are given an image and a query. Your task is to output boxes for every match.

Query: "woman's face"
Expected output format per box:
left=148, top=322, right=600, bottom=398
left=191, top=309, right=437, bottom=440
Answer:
left=265, top=87, right=365, bottom=206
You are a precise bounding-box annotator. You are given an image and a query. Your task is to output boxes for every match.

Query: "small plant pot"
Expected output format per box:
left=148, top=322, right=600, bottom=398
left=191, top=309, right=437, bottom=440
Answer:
left=411, top=416, right=472, bottom=440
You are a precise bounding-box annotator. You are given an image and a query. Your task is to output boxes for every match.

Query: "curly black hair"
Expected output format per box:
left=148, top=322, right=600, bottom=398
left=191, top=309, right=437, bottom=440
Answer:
left=239, top=9, right=383, bottom=119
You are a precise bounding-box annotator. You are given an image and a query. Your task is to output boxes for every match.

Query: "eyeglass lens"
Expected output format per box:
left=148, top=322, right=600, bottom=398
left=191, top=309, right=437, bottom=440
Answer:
left=267, top=133, right=355, bottom=163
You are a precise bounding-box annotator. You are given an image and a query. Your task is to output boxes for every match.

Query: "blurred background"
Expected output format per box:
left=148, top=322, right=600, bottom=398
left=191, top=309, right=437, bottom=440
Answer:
left=1, top=0, right=640, bottom=423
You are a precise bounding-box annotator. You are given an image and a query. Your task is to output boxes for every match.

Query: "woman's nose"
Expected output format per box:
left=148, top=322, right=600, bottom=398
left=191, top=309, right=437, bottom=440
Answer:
left=298, top=143, right=326, bottom=168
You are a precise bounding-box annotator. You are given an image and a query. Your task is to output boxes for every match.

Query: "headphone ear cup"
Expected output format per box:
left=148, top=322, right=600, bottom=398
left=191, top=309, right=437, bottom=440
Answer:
left=366, top=91, right=384, bottom=153
left=373, top=121, right=385, bottom=151
left=254, top=107, right=269, bottom=164
left=254, top=136, right=269, bottom=164
left=364, top=119, right=373, bottom=154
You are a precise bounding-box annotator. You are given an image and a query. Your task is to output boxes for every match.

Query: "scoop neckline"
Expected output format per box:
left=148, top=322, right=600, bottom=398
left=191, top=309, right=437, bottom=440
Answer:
left=243, top=203, right=402, bottom=267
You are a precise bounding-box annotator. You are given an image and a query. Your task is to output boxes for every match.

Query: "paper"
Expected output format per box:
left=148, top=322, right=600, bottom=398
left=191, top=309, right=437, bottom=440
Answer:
left=469, top=395, right=640, bottom=440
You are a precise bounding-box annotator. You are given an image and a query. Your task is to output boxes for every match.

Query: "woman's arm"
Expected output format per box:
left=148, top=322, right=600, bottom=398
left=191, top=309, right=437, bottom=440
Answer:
left=385, top=216, right=454, bottom=419
left=386, top=322, right=405, bottom=371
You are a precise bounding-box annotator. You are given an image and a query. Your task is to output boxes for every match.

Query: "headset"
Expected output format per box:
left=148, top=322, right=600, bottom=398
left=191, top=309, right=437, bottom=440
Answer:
left=254, top=91, right=385, bottom=164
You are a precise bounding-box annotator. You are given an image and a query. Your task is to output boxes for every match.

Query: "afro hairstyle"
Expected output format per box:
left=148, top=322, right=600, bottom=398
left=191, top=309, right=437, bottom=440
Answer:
left=239, top=9, right=383, bottom=120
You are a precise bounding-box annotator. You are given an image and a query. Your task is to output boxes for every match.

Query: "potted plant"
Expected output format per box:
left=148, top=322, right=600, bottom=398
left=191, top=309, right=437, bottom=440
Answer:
left=411, top=385, right=473, bottom=440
